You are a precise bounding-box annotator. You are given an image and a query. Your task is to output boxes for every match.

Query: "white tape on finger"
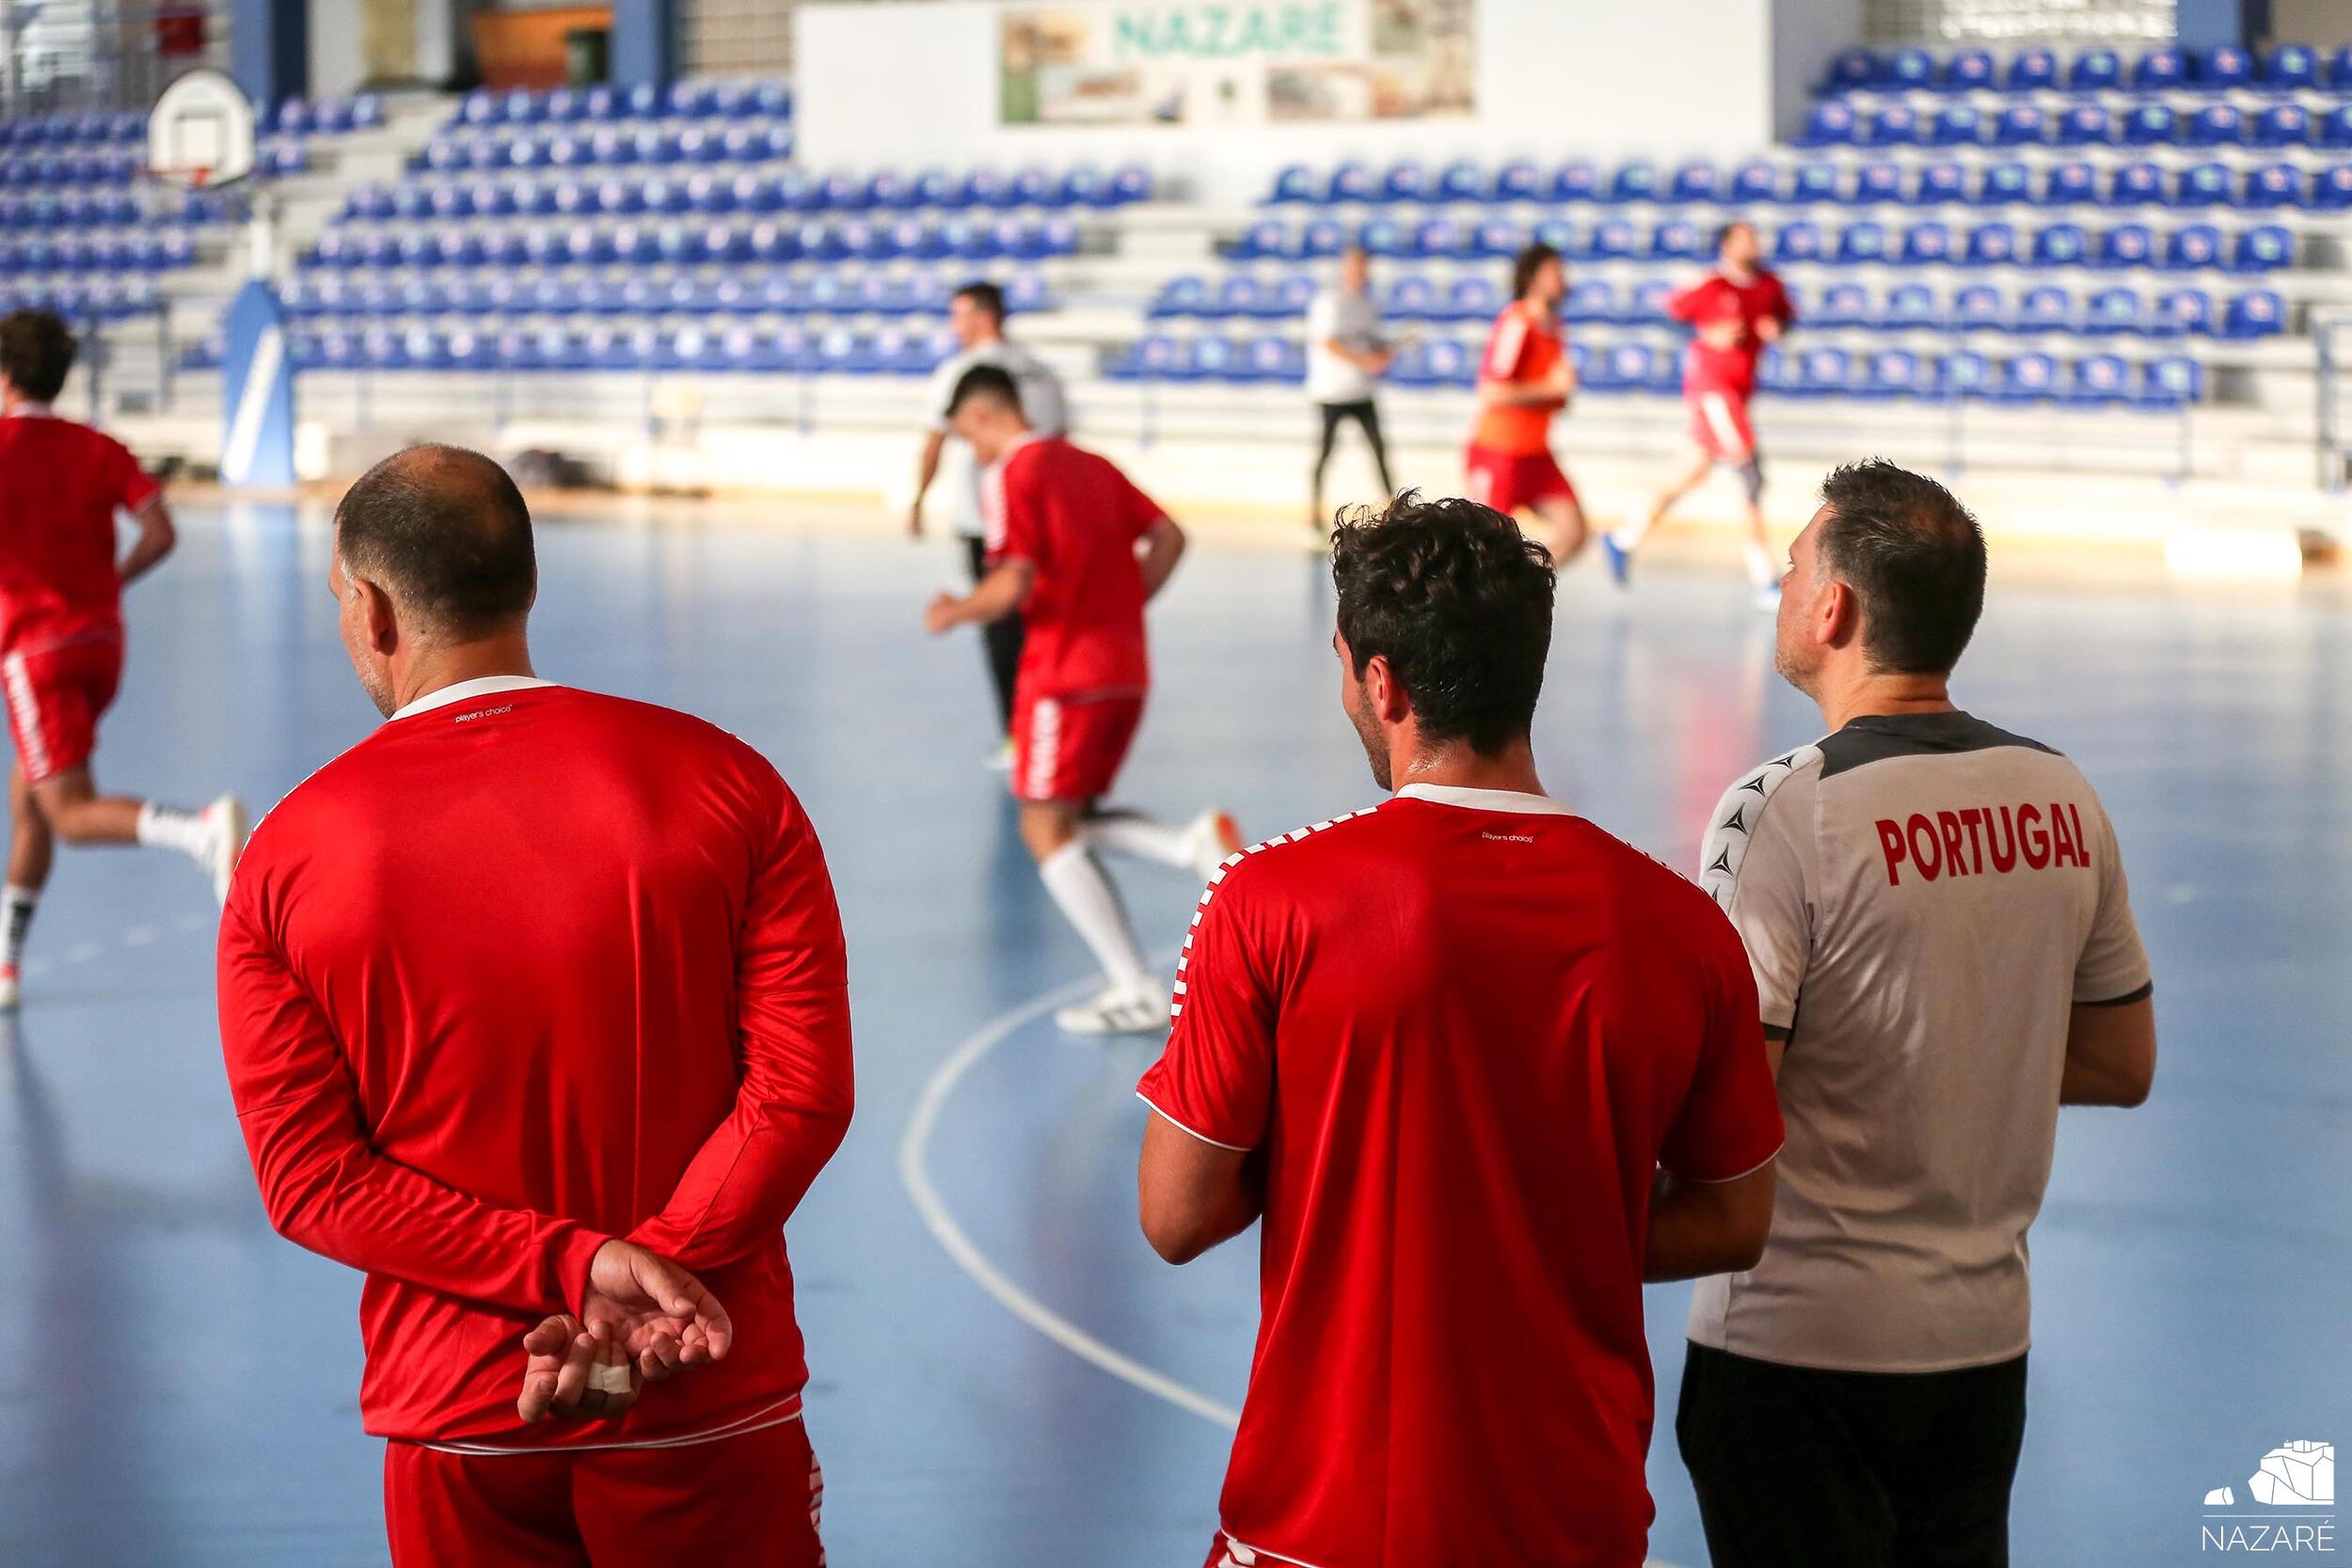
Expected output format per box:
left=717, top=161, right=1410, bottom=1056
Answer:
left=589, top=1362, right=632, bottom=1395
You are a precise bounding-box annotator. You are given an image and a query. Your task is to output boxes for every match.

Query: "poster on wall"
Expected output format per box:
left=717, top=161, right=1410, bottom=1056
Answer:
left=999, top=0, right=1475, bottom=129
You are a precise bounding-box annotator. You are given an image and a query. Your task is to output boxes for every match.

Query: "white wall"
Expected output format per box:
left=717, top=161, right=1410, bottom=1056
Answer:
left=796, top=0, right=1796, bottom=202
left=1769, top=0, right=1864, bottom=143
left=310, top=0, right=368, bottom=99
left=2272, top=0, right=2352, bottom=49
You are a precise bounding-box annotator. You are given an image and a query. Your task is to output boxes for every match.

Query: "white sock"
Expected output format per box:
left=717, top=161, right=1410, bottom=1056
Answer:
left=1038, top=843, right=1150, bottom=992
left=1610, top=515, right=1653, bottom=552
left=135, top=801, right=210, bottom=859
left=1743, top=541, right=1777, bottom=587
left=1079, top=809, right=1197, bottom=870
left=1, top=884, right=36, bottom=971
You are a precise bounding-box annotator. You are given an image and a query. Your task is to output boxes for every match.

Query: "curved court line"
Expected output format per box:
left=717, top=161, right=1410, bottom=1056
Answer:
left=898, top=969, right=1244, bottom=1431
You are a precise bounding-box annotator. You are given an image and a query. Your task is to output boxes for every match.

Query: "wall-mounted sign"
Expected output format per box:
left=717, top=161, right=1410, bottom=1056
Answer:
left=1001, top=0, right=1474, bottom=128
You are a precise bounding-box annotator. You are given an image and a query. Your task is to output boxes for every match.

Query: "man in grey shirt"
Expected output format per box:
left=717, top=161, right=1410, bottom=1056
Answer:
left=1305, top=246, right=1394, bottom=532
left=910, top=281, right=1069, bottom=758
left=1680, top=459, right=2156, bottom=1568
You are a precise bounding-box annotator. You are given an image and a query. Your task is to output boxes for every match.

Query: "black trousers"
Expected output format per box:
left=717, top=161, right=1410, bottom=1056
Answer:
left=1677, top=1341, right=2029, bottom=1568
left=1311, top=399, right=1394, bottom=515
left=963, top=534, right=1024, bottom=733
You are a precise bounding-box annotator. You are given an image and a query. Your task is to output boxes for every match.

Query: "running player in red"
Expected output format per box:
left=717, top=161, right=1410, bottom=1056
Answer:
left=217, top=446, right=853, bottom=1568
left=924, top=365, right=1241, bottom=1036
left=1465, top=243, right=1586, bottom=564
left=1605, top=221, right=1795, bottom=607
left=1136, top=492, right=1784, bottom=1568
left=0, top=309, right=246, bottom=1008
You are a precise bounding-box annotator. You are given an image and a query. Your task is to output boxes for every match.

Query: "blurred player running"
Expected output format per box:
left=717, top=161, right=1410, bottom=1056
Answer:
left=1465, top=244, right=1586, bottom=565
left=0, top=309, right=246, bottom=1008
left=924, top=366, right=1239, bottom=1036
left=1605, top=221, right=1795, bottom=607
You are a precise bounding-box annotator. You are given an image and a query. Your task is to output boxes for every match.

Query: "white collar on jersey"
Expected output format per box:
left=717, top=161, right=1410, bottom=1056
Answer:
left=1395, top=782, right=1578, bottom=816
left=390, top=674, right=556, bottom=721
left=0, top=403, right=56, bottom=420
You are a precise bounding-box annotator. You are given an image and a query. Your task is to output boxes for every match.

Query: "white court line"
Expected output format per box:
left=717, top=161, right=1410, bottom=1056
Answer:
left=898, top=966, right=1243, bottom=1430
left=899, top=970, right=1690, bottom=1568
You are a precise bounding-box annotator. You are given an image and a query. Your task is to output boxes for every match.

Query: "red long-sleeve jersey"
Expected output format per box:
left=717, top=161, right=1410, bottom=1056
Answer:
left=1667, top=268, right=1794, bottom=401
left=217, top=677, right=853, bottom=1447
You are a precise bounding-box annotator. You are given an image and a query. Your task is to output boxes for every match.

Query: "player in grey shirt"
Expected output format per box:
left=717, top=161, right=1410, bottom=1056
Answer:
left=1305, top=246, right=1395, bottom=533
left=910, top=281, right=1069, bottom=760
left=1678, top=460, right=2156, bottom=1568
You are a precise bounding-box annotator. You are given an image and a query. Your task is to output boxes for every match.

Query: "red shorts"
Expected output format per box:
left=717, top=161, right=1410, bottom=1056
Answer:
left=1688, top=388, right=1757, bottom=462
left=2, top=633, right=122, bottom=785
left=1463, top=445, right=1577, bottom=515
left=1012, top=690, right=1144, bottom=804
left=385, top=1414, right=825, bottom=1568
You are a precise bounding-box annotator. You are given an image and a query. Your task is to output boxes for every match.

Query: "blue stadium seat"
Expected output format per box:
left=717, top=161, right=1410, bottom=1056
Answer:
left=1109, top=165, right=1152, bottom=204
left=2135, top=356, right=2203, bottom=412
left=1651, top=219, right=1702, bottom=260
left=1243, top=336, right=1306, bottom=386
left=1813, top=281, right=1868, bottom=328
left=1623, top=279, right=1673, bottom=325
left=1977, top=163, right=2030, bottom=207
left=2154, top=287, right=2212, bottom=337
left=1794, top=347, right=1853, bottom=399
left=2220, top=289, right=2285, bottom=340
left=1295, top=218, right=1345, bottom=259
left=2061, top=355, right=2132, bottom=408
left=1994, top=106, right=2047, bottom=148
left=1992, top=353, right=2058, bottom=404
left=1963, top=222, right=2016, bottom=267
left=1670, top=162, right=1719, bottom=204
left=1886, top=49, right=1934, bottom=91
left=1410, top=217, right=1462, bottom=259
left=1821, top=48, right=1878, bottom=94
left=1731, top=162, right=1779, bottom=203
left=1915, top=163, right=1965, bottom=206
left=1955, top=285, right=2006, bottom=333
left=2253, top=105, right=2311, bottom=149
left=2164, top=225, right=2221, bottom=271
left=2056, top=106, right=2112, bottom=148
left=1901, top=222, right=1952, bottom=266
left=1231, top=219, right=1283, bottom=261
left=2068, top=49, right=2121, bottom=93
left=1789, top=163, right=1841, bottom=205
left=1801, top=102, right=1858, bottom=148
left=1327, top=163, right=1374, bottom=204
left=1359, top=216, right=1407, bottom=258
left=1609, top=162, right=1659, bottom=204
left=1199, top=275, right=1257, bottom=321
left=2122, top=103, right=2177, bottom=148
left=1862, top=106, right=1921, bottom=148
left=2311, top=167, right=2352, bottom=211
left=1438, top=160, right=1486, bottom=203
left=2098, top=224, right=2154, bottom=269
left=1564, top=277, right=1614, bottom=325
left=2329, top=45, right=2352, bottom=90
left=2230, top=225, right=2292, bottom=273
left=1883, top=282, right=1939, bottom=330
left=1009, top=166, right=1057, bottom=207
left=2185, top=104, right=2244, bottom=148
left=2174, top=163, right=2232, bottom=210
left=2189, top=44, right=2252, bottom=89
left=1584, top=218, right=1635, bottom=261
left=1773, top=221, right=1823, bottom=265
left=1381, top=161, right=1431, bottom=204
left=1861, top=348, right=1926, bottom=401
left=1491, top=161, right=1541, bottom=202
left=2321, top=106, right=2352, bottom=149
left=1588, top=342, right=1659, bottom=394
left=1942, top=50, right=1994, bottom=93
left=1445, top=277, right=1500, bottom=323
left=1383, top=275, right=1437, bottom=321
left=1930, top=105, right=1984, bottom=148
left=2243, top=165, right=2301, bottom=210
left=1937, top=351, right=1993, bottom=400
left=1470, top=218, right=1518, bottom=258
left=2082, top=288, right=2147, bottom=337
left=2133, top=47, right=2185, bottom=91
left=2041, top=164, right=2095, bottom=208
left=1854, top=163, right=1903, bottom=205
left=2108, top=163, right=2162, bottom=207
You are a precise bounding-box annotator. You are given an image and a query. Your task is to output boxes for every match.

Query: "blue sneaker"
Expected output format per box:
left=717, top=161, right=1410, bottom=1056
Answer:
left=1602, top=532, right=1632, bottom=587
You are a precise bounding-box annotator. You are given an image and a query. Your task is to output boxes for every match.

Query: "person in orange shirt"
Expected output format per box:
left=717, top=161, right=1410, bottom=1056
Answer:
left=1464, top=244, right=1585, bottom=565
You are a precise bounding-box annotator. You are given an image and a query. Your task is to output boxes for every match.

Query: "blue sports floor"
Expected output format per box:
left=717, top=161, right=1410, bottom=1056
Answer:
left=1, top=502, right=2347, bottom=1567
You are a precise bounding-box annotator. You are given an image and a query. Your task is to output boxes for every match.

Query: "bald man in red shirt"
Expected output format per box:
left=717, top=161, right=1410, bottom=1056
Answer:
left=216, top=445, right=852, bottom=1568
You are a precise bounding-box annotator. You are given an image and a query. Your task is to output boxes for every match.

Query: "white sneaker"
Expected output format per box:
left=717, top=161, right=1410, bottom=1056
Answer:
left=1055, top=983, right=1168, bottom=1037
left=199, top=794, right=250, bottom=906
left=0, top=965, right=18, bottom=1011
left=1185, top=810, right=1246, bottom=882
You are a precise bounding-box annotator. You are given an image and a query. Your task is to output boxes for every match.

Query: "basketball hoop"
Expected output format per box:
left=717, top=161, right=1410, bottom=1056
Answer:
left=148, top=68, right=257, bottom=191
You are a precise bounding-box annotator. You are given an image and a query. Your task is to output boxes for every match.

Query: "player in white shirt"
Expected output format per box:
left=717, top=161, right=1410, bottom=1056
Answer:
left=1304, top=246, right=1395, bottom=532
left=909, top=281, right=1070, bottom=763
left=1680, top=459, right=2157, bottom=1568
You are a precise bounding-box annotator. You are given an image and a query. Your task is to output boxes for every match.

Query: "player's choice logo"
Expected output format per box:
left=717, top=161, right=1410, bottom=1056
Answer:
left=2202, top=1440, right=2335, bottom=1553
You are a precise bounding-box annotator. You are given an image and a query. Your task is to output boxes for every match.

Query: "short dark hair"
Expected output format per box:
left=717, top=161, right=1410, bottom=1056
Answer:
left=1331, top=491, right=1556, bottom=754
left=1714, top=219, right=1755, bottom=254
left=1814, top=459, right=1986, bottom=675
left=0, top=309, right=75, bottom=403
left=334, top=445, right=536, bottom=639
left=952, top=280, right=1007, bottom=325
left=946, top=362, right=1025, bottom=420
left=1510, top=244, right=1561, bottom=301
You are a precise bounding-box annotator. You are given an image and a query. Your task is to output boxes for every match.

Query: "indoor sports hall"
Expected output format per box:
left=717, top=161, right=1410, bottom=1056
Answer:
left=0, top=4, right=2346, bottom=1568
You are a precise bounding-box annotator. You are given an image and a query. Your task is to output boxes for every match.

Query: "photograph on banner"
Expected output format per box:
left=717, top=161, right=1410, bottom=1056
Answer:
left=1000, top=0, right=1474, bottom=128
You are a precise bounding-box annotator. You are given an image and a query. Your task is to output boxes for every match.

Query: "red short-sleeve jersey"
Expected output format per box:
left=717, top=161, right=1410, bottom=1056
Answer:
left=1668, top=268, right=1794, bottom=401
left=0, top=411, right=159, bottom=654
left=982, top=434, right=1164, bottom=699
left=1470, top=303, right=1566, bottom=456
left=1137, top=785, right=1783, bottom=1568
